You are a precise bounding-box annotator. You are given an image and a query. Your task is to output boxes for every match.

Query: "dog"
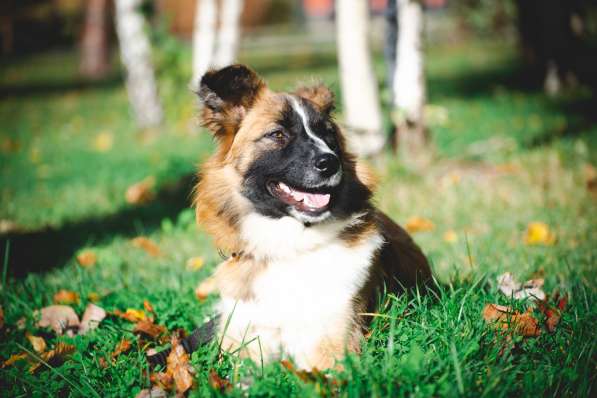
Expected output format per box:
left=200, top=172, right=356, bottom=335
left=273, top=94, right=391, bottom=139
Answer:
left=193, top=65, right=432, bottom=370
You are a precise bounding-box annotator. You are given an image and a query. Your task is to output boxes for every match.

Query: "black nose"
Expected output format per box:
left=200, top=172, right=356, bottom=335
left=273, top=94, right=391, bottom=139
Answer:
left=314, top=153, right=340, bottom=176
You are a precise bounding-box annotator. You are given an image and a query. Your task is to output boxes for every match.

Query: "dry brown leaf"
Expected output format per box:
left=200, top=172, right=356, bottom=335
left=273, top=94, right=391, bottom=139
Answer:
left=29, top=342, right=75, bottom=374
left=405, top=216, right=435, bottom=234
left=497, top=272, right=546, bottom=301
left=167, top=336, right=194, bottom=394
left=113, top=308, right=146, bottom=322
left=1, top=352, right=28, bottom=368
left=53, top=289, right=80, bottom=305
left=133, top=320, right=167, bottom=340
left=131, top=237, right=161, bottom=257
left=537, top=293, right=568, bottom=333
left=36, top=305, right=80, bottom=336
left=76, top=250, right=97, bottom=267
left=26, top=333, right=47, bottom=353
left=482, top=304, right=541, bottom=337
left=209, top=369, right=232, bottom=392
left=111, top=338, right=132, bottom=361
left=79, top=303, right=107, bottom=335
left=135, top=387, right=167, bottom=398
left=0, top=305, right=4, bottom=330
left=151, top=371, right=174, bottom=390
left=143, top=300, right=156, bottom=315
left=98, top=357, right=108, bottom=369
left=524, top=222, right=556, bottom=246
left=126, top=177, right=155, bottom=205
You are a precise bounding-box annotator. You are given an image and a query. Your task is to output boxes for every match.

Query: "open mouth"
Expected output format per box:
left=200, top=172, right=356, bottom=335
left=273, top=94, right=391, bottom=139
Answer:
left=268, top=181, right=331, bottom=214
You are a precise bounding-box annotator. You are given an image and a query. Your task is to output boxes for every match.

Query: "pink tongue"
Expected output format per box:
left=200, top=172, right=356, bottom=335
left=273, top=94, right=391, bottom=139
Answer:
left=304, top=192, right=330, bottom=208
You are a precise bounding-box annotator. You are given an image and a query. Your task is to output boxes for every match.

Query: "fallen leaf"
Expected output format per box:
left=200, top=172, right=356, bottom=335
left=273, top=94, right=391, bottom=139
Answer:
left=76, top=250, right=97, bottom=267
left=135, top=387, right=167, bottom=398
left=36, top=305, right=80, bottom=336
left=126, top=177, right=155, bottom=205
left=405, top=217, right=435, bottom=234
left=482, top=304, right=541, bottom=337
left=209, top=369, right=232, bottom=392
left=111, top=338, right=132, bottom=361
left=113, top=308, right=146, bottom=322
left=151, top=372, right=174, bottom=391
left=29, top=342, right=75, bottom=373
left=524, top=222, right=556, bottom=246
left=53, top=289, right=80, bottom=305
left=1, top=352, right=28, bottom=368
left=93, top=131, right=114, bottom=152
left=87, top=292, right=101, bottom=302
left=79, top=303, right=107, bottom=335
left=497, top=272, right=546, bottom=301
left=557, top=293, right=568, bottom=311
left=537, top=293, right=568, bottom=333
left=26, top=333, right=47, bottom=353
left=186, top=257, right=204, bottom=271
left=443, top=230, right=458, bottom=243
left=143, top=300, right=155, bottom=315
left=166, top=336, right=194, bottom=394
left=98, top=357, right=108, bottom=369
left=134, top=320, right=167, bottom=340
left=131, top=237, right=161, bottom=257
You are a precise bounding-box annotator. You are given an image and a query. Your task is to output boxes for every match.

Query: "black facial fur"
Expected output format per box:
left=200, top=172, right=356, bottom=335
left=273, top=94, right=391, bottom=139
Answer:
left=242, top=96, right=372, bottom=222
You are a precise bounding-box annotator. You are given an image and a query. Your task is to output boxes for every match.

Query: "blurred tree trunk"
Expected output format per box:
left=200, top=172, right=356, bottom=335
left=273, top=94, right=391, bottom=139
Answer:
left=393, top=0, right=428, bottom=162
left=192, top=0, right=217, bottom=87
left=80, top=0, right=110, bottom=79
left=115, top=0, right=163, bottom=129
left=213, top=0, right=244, bottom=67
left=336, top=0, right=385, bottom=157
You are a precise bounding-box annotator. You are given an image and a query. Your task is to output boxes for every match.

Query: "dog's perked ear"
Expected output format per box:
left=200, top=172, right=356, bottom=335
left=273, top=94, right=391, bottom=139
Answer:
left=294, top=83, right=335, bottom=115
left=197, top=64, right=266, bottom=139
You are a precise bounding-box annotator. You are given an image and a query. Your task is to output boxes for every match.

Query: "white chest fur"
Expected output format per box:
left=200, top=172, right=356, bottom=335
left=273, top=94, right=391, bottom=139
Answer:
left=217, top=213, right=383, bottom=368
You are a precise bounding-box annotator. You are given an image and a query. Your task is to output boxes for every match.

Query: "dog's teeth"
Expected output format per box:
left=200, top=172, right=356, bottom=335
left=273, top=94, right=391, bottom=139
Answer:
left=278, top=182, right=291, bottom=193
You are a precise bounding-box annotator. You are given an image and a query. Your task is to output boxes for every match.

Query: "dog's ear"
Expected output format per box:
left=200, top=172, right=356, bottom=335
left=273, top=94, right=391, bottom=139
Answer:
left=198, top=64, right=266, bottom=138
left=294, top=83, right=335, bottom=114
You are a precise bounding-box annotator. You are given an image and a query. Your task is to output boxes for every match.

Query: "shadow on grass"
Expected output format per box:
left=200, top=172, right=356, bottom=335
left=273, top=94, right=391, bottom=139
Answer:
left=0, top=74, right=123, bottom=99
left=0, top=174, right=197, bottom=278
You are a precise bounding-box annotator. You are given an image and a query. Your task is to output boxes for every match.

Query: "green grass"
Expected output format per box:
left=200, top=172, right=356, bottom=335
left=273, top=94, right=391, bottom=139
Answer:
left=1, top=38, right=596, bottom=397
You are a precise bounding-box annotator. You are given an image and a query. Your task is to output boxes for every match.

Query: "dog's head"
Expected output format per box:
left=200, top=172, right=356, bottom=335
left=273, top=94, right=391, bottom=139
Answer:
left=196, top=65, right=373, bottom=236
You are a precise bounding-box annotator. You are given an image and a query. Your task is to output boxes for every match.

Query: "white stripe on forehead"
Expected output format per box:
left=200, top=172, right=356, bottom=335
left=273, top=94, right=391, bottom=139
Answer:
left=288, top=95, right=333, bottom=153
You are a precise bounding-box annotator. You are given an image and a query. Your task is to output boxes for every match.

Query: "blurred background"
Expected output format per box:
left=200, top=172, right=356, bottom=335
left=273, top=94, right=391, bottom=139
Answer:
left=0, top=0, right=596, bottom=276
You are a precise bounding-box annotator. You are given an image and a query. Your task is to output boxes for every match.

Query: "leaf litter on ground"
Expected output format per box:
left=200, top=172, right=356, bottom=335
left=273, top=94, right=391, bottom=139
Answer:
left=131, top=237, right=161, bottom=257
left=53, top=289, right=80, bottom=305
left=150, top=335, right=194, bottom=394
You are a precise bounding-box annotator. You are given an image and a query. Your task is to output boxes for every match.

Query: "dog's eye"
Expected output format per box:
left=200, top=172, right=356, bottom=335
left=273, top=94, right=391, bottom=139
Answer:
left=266, top=130, right=285, bottom=141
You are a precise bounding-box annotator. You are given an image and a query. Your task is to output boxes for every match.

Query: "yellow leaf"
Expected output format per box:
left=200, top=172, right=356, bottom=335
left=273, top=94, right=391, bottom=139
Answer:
left=26, top=333, right=47, bottom=353
left=186, top=257, right=204, bottom=271
left=29, top=342, right=75, bottom=374
left=76, top=250, right=97, bottom=267
left=87, top=292, right=101, bottom=302
left=53, top=289, right=80, bottom=305
left=113, top=308, right=146, bottom=322
left=443, top=230, right=458, bottom=243
left=93, top=131, right=113, bottom=152
left=405, top=217, right=435, bottom=234
left=524, top=222, right=556, bottom=246
left=1, top=352, right=28, bottom=368
left=131, top=236, right=161, bottom=257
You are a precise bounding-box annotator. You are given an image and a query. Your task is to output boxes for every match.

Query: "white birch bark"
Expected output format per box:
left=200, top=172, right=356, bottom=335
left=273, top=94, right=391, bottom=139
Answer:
left=336, top=0, right=385, bottom=157
left=213, top=0, right=244, bottom=68
left=115, top=0, right=163, bottom=128
left=192, top=0, right=217, bottom=88
left=393, top=0, right=426, bottom=153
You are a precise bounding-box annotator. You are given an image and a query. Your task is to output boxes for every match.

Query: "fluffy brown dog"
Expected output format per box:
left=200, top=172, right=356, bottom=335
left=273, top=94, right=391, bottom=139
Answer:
left=193, top=65, right=431, bottom=370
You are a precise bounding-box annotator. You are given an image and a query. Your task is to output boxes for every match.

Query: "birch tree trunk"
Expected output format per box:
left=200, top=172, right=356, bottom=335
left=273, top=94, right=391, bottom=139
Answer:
left=191, top=0, right=217, bottom=88
left=336, top=0, right=385, bottom=157
left=115, top=0, right=163, bottom=129
left=213, top=0, right=244, bottom=68
left=393, top=0, right=427, bottom=160
left=80, top=0, right=110, bottom=79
